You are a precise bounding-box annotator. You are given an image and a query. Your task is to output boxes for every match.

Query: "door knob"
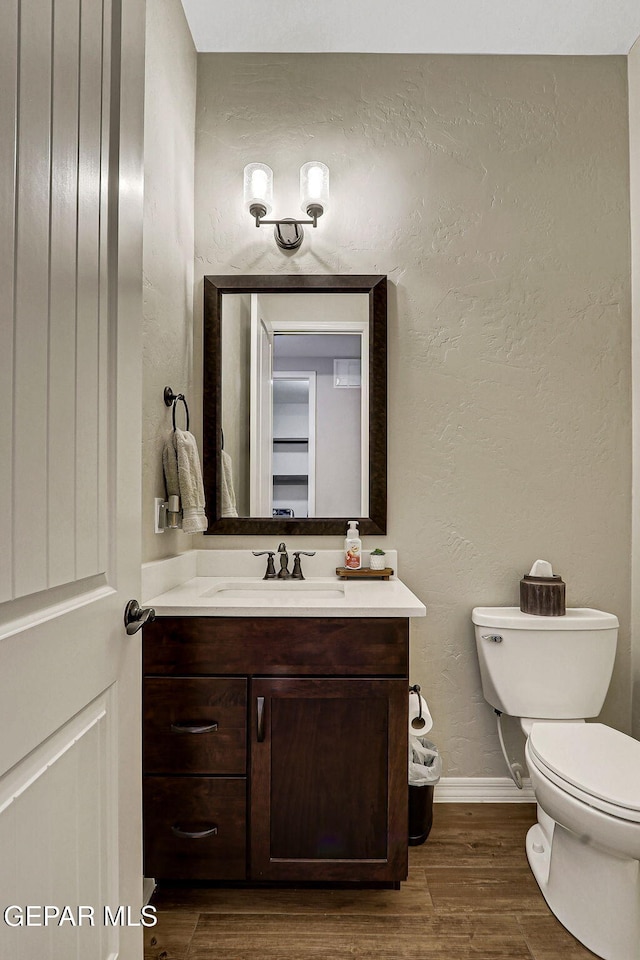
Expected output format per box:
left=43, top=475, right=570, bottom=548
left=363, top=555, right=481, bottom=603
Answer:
left=123, top=599, right=156, bottom=635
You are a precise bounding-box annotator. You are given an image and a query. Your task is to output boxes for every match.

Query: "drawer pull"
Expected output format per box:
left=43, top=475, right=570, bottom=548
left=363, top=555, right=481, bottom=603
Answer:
left=256, top=696, right=265, bottom=742
left=170, top=720, right=219, bottom=735
left=171, top=823, right=218, bottom=840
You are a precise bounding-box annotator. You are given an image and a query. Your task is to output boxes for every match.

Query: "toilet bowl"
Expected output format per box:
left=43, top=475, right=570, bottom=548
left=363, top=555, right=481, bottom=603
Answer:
left=525, top=722, right=640, bottom=960
left=471, top=606, right=640, bottom=960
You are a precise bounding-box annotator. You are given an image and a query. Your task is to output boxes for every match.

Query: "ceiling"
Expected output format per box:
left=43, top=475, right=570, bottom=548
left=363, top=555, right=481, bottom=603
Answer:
left=181, top=0, right=640, bottom=56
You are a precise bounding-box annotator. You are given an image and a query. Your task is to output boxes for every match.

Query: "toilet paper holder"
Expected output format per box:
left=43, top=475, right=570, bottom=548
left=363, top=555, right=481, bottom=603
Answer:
left=409, top=683, right=424, bottom=729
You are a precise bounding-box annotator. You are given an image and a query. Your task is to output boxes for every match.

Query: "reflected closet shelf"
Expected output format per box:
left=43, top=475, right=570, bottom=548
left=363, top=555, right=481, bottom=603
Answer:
left=273, top=475, right=309, bottom=485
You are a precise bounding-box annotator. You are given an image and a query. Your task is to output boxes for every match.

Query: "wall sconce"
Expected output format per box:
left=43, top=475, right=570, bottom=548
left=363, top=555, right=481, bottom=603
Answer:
left=243, top=161, right=330, bottom=250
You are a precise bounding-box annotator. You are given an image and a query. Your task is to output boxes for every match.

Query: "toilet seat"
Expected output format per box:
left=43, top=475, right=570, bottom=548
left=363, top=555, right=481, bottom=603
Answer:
left=528, top=723, right=640, bottom=824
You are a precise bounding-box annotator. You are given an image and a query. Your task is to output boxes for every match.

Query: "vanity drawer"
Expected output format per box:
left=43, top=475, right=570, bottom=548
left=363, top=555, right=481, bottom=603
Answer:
left=143, top=677, right=247, bottom=774
left=144, top=776, right=246, bottom=880
left=144, top=617, right=409, bottom=677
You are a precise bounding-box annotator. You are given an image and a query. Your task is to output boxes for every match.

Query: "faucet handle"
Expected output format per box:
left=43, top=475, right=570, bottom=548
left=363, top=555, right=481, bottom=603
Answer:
left=291, top=551, right=316, bottom=580
left=252, top=550, right=277, bottom=580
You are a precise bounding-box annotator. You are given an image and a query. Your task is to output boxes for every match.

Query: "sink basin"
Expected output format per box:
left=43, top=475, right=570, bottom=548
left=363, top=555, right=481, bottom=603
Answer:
left=201, top=579, right=346, bottom=603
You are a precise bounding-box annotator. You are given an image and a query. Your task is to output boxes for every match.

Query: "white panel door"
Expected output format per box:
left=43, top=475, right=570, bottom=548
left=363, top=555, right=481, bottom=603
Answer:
left=0, top=0, right=145, bottom=957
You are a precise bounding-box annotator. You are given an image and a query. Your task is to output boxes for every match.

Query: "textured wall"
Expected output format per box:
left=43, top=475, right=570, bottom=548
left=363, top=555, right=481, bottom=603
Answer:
left=193, top=54, right=632, bottom=776
left=142, top=0, right=197, bottom=561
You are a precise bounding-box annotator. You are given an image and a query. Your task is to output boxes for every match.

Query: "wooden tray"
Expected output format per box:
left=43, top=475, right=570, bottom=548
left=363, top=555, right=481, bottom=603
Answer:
left=336, top=567, right=394, bottom=581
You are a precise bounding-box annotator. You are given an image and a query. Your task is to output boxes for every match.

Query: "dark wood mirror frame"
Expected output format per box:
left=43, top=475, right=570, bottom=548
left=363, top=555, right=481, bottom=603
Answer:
left=203, top=274, right=387, bottom=536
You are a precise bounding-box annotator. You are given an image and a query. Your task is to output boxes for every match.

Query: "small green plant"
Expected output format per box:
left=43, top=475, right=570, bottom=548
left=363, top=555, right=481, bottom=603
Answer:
left=371, top=547, right=386, bottom=556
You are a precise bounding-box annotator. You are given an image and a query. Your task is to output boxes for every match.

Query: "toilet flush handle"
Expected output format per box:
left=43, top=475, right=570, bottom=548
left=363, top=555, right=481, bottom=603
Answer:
left=482, top=634, right=503, bottom=643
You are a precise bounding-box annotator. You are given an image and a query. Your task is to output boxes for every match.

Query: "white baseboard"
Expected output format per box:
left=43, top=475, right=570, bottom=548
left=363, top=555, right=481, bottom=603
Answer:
left=434, top=777, right=536, bottom=802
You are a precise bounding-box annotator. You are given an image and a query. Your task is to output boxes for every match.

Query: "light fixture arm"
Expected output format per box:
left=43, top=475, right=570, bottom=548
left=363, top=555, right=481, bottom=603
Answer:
left=248, top=204, right=325, bottom=250
left=249, top=206, right=323, bottom=229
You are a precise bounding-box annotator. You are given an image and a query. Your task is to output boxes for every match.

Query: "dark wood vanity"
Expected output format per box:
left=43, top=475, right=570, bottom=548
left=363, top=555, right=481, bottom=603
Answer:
left=142, top=616, right=409, bottom=884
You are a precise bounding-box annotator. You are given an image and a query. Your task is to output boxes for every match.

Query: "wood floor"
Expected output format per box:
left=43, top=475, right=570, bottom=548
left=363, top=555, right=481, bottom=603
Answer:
left=145, top=803, right=598, bottom=960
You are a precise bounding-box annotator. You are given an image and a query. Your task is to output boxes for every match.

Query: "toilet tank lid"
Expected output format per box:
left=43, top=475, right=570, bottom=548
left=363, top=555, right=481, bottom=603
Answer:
left=471, top=607, right=619, bottom=630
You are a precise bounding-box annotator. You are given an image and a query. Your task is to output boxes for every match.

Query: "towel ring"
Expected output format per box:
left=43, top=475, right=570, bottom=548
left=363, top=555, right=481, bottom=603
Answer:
left=164, top=386, right=190, bottom=432
left=172, top=396, right=189, bottom=432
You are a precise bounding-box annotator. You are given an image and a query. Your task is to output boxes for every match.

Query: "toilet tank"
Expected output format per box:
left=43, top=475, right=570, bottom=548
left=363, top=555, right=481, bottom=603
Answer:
left=471, top=607, right=618, bottom=719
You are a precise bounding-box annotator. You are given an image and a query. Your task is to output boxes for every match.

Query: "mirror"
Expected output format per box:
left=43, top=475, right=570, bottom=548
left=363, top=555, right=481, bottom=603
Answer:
left=203, top=275, right=387, bottom=535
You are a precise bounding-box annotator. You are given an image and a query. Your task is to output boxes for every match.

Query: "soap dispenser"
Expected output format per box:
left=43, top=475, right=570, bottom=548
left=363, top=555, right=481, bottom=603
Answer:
left=344, top=521, right=362, bottom=570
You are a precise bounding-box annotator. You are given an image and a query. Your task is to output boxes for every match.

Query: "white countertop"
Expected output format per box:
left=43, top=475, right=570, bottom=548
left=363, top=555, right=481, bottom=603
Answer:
left=142, top=551, right=426, bottom=618
left=146, top=575, right=425, bottom=618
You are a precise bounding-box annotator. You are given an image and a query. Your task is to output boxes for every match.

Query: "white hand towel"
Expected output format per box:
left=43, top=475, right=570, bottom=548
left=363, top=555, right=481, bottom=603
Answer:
left=172, top=428, right=208, bottom=534
left=162, top=435, right=180, bottom=501
left=221, top=449, right=238, bottom=518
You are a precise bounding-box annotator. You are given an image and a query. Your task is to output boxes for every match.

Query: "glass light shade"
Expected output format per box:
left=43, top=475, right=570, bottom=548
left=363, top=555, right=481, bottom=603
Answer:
left=300, top=161, right=330, bottom=216
left=243, top=162, right=273, bottom=216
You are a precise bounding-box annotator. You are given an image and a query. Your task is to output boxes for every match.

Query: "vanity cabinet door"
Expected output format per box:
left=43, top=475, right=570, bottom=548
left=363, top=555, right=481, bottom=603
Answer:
left=250, top=677, right=408, bottom=882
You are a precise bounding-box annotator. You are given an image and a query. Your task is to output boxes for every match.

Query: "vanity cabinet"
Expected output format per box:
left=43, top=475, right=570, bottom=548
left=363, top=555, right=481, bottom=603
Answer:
left=143, top=616, right=409, bottom=884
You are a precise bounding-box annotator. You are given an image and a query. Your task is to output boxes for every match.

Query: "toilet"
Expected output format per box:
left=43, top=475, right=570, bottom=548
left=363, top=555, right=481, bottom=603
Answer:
left=472, top=606, right=640, bottom=960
